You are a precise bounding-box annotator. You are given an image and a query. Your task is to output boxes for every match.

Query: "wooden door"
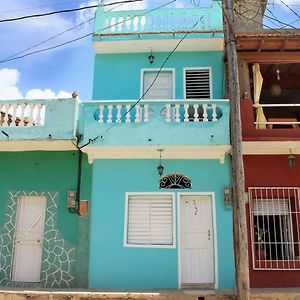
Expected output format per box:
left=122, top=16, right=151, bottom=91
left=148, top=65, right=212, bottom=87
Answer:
left=12, top=196, right=46, bottom=282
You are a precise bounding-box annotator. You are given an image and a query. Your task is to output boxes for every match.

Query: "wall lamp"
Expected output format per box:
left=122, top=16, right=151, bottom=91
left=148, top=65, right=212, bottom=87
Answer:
left=157, top=149, right=164, bottom=176
left=148, top=50, right=155, bottom=64
left=288, top=149, right=296, bottom=168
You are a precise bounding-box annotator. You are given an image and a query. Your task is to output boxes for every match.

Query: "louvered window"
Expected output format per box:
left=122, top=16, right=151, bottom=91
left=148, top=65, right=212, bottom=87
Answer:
left=143, top=71, right=174, bottom=100
left=125, top=194, right=175, bottom=247
left=185, top=68, right=212, bottom=99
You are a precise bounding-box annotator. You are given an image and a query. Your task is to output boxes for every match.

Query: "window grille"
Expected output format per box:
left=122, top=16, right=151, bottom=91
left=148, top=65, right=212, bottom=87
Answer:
left=248, top=187, right=300, bottom=270
left=125, top=194, right=175, bottom=247
left=185, top=68, right=211, bottom=99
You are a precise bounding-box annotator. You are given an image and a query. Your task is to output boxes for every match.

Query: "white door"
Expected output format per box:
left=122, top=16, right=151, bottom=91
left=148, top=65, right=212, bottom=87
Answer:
left=12, top=196, right=47, bottom=282
left=180, top=195, right=214, bottom=286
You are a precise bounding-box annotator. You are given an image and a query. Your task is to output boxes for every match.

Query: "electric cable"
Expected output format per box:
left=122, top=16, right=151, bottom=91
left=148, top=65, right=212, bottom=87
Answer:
left=79, top=18, right=203, bottom=150
left=0, top=0, right=142, bottom=23
left=0, top=0, right=176, bottom=64
left=1, top=1, right=127, bottom=63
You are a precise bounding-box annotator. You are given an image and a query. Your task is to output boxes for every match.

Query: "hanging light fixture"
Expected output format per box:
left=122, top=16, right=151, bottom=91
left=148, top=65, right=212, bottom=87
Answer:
left=276, top=65, right=280, bottom=81
left=287, top=149, right=296, bottom=168
left=157, top=149, right=164, bottom=176
left=148, top=49, right=155, bottom=64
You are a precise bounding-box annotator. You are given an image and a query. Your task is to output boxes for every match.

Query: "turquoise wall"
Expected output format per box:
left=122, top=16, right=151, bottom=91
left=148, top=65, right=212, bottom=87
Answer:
left=92, top=52, right=224, bottom=100
left=0, top=151, right=91, bottom=288
left=89, top=158, right=234, bottom=289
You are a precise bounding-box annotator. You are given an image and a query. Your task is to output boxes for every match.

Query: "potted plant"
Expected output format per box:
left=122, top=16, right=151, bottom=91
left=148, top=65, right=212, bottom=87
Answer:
left=255, top=225, right=267, bottom=260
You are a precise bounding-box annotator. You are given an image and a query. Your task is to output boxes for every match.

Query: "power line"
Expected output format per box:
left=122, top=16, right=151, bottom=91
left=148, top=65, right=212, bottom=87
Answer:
left=0, top=0, right=142, bottom=24
left=79, top=18, right=202, bottom=150
left=279, top=0, right=300, bottom=20
left=1, top=17, right=94, bottom=62
left=0, top=0, right=176, bottom=64
left=0, top=0, right=86, bottom=15
left=1, top=1, right=128, bottom=63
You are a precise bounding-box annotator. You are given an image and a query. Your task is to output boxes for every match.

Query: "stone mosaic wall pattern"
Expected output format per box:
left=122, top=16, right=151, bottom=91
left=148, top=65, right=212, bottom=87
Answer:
left=0, top=191, right=76, bottom=288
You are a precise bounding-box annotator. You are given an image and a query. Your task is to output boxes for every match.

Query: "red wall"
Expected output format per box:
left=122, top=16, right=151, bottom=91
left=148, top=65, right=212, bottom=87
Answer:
left=244, top=155, right=300, bottom=288
left=241, top=99, right=300, bottom=141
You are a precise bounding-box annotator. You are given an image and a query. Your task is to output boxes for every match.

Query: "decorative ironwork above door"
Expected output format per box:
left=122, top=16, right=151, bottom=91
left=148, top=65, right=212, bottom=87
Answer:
left=159, top=173, right=192, bottom=189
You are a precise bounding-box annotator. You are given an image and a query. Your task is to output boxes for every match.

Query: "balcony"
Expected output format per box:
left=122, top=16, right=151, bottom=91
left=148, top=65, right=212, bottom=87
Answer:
left=93, top=5, right=223, bottom=53
left=0, top=99, right=77, bottom=144
left=80, top=99, right=229, bottom=151
left=241, top=99, right=300, bottom=141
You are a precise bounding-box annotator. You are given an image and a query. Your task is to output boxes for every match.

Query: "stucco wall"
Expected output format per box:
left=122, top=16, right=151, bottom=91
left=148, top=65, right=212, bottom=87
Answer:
left=0, top=151, right=91, bottom=288
left=244, top=155, right=300, bottom=288
left=92, top=51, right=224, bottom=100
left=89, top=158, right=234, bottom=289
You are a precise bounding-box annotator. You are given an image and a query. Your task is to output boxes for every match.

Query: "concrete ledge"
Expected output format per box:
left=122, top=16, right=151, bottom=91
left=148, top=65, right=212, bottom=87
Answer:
left=0, top=289, right=299, bottom=300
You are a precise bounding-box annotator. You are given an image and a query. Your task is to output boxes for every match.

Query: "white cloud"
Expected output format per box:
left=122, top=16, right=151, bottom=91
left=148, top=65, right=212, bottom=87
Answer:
left=0, top=69, right=23, bottom=100
left=0, top=68, right=71, bottom=100
left=25, top=89, right=71, bottom=99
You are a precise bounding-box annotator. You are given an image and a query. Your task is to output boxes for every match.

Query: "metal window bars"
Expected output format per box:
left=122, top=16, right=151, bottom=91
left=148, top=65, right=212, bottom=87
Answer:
left=249, top=187, right=300, bottom=270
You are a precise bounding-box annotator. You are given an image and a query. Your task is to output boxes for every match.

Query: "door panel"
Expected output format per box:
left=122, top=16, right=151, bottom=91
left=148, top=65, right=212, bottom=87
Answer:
left=181, top=195, right=214, bottom=285
left=12, top=196, right=46, bottom=282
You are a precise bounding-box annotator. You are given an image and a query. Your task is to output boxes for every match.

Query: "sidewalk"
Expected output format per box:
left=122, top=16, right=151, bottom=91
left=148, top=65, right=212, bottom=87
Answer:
left=0, top=288, right=299, bottom=300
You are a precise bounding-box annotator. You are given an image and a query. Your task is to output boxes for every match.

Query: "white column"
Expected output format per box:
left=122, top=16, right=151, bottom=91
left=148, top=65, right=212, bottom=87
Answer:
left=126, top=105, right=131, bottom=123
left=107, top=105, right=113, bottom=123
left=193, top=104, right=199, bottom=122
left=212, top=104, right=217, bottom=122
left=165, top=104, right=171, bottom=122
left=203, top=104, right=208, bottom=122
left=175, top=104, right=180, bottom=123
left=184, top=104, right=189, bottom=122
left=144, top=104, right=149, bottom=122
left=98, top=105, right=104, bottom=123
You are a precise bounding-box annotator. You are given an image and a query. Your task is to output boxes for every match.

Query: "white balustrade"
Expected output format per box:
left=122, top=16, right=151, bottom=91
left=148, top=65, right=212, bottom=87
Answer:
left=0, top=102, right=46, bottom=127
left=97, top=103, right=151, bottom=123
left=95, top=102, right=221, bottom=124
left=161, top=103, right=221, bottom=123
left=102, top=10, right=207, bottom=34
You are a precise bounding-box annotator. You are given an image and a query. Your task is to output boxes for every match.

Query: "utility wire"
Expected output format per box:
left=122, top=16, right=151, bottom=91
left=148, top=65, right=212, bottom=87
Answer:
left=0, top=0, right=176, bottom=64
left=0, top=0, right=86, bottom=15
left=1, top=1, right=127, bottom=63
left=279, top=0, right=300, bottom=20
left=1, top=17, right=94, bottom=62
left=0, top=0, right=142, bottom=23
left=79, top=18, right=203, bottom=150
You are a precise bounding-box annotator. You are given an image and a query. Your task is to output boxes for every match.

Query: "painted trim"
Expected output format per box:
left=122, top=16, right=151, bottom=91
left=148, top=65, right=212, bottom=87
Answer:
left=177, top=192, right=218, bottom=290
left=183, top=67, right=213, bottom=100
left=82, top=145, right=231, bottom=164
left=243, top=141, right=300, bottom=155
left=0, top=140, right=77, bottom=152
left=123, top=192, right=176, bottom=249
left=92, top=38, right=224, bottom=54
left=140, top=68, right=176, bottom=100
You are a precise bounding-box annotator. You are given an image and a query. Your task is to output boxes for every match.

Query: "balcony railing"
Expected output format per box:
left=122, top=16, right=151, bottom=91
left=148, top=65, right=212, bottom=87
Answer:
left=0, top=99, right=77, bottom=141
left=81, top=99, right=230, bottom=147
left=94, top=5, right=223, bottom=37
left=241, top=99, right=300, bottom=141
left=254, top=104, right=300, bottom=129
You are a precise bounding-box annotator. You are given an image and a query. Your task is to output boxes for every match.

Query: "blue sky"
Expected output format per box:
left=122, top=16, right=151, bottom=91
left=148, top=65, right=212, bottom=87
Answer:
left=0, top=0, right=299, bottom=100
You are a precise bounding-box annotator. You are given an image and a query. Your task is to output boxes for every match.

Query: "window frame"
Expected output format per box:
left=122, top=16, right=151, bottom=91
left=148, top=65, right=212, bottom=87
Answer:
left=140, top=68, right=176, bottom=100
left=123, top=192, right=176, bottom=249
left=183, top=67, right=213, bottom=100
left=248, top=187, right=300, bottom=270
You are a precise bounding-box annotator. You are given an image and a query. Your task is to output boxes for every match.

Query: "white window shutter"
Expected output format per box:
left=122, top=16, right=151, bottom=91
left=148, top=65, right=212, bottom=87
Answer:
left=127, top=194, right=174, bottom=246
left=143, top=72, right=173, bottom=100
left=185, top=69, right=211, bottom=99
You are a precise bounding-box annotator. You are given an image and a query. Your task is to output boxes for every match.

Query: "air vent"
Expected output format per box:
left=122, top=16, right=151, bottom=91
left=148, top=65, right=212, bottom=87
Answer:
left=185, top=69, right=211, bottom=99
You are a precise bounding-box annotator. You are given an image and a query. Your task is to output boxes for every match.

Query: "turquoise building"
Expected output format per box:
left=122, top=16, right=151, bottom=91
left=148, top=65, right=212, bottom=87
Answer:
left=0, top=99, right=91, bottom=288
left=0, top=1, right=235, bottom=291
left=80, top=1, right=235, bottom=290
